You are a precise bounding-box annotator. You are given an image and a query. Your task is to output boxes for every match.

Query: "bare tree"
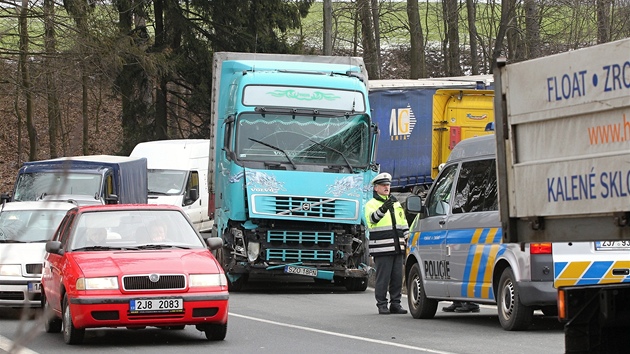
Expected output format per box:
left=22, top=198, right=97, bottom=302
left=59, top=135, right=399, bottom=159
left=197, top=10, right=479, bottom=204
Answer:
left=524, top=0, right=541, bottom=59
left=407, top=0, right=426, bottom=78
left=466, top=0, right=480, bottom=74
left=323, top=0, right=333, bottom=55
left=597, top=0, right=611, bottom=43
left=356, top=0, right=379, bottom=79
left=370, top=0, right=381, bottom=71
left=17, top=0, right=36, bottom=161
left=444, top=0, right=461, bottom=76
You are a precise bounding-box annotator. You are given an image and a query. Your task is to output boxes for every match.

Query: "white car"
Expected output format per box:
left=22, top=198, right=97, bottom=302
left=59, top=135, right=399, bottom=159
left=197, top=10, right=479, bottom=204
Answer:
left=0, top=201, right=77, bottom=307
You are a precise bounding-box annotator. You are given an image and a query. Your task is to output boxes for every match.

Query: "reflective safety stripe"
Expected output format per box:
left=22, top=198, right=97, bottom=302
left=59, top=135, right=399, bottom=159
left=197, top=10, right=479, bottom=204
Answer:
left=554, top=260, right=630, bottom=287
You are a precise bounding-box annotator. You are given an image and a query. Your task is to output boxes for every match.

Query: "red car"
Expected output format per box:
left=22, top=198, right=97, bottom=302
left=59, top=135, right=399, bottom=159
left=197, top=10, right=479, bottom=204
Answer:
left=41, top=204, right=228, bottom=344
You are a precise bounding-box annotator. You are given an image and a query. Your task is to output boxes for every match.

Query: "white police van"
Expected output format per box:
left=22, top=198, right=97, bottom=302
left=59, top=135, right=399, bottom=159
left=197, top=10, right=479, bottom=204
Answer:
left=404, top=135, right=556, bottom=331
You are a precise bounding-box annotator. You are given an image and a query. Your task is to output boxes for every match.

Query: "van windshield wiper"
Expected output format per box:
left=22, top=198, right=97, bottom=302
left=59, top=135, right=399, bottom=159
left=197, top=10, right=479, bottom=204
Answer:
left=308, top=138, right=353, bottom=170
left=248, top=137, right=296, bottom=170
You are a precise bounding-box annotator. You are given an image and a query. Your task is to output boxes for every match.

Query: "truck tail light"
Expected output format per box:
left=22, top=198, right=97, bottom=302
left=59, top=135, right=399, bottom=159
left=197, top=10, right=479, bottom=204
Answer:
left=530, top=242, right=552, bottom=254
left=557, top=288, right=567, bottom=321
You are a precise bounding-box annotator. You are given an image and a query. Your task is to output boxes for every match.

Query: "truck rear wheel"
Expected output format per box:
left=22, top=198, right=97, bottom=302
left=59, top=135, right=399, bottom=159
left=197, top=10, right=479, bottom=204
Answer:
left=497, top=267, right=533, bottom=331
left=407, top=263, right=437, bottom=319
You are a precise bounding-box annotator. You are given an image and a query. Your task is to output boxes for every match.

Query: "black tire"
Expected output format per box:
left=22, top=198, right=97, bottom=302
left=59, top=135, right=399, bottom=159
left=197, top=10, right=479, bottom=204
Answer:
left=228, top=274, right=247, bottom=292
left=497, top=268, right=533, bottom=331
left=62, top=294, right=85, bottom=344
left=204, top=322, right=227, bottom=341
left=42, top=293, right=62, bottom=333
left=407, top=263, right=438, bottom=319
left=344, top=277, right=368, bottom=292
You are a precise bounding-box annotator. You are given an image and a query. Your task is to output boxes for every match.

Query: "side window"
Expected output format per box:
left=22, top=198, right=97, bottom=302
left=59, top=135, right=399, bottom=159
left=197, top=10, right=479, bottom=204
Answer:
left=184, top=171, right=200, bottom=205
left=55, top=213, right=75, bottom=247
left=425, top=164, right=458, bottom=217
left=452, top=159, right=497, bottom=214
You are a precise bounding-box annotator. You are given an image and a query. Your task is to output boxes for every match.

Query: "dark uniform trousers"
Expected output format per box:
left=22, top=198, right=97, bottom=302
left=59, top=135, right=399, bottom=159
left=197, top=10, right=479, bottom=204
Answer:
left=373, top=253, right=404, bottom=308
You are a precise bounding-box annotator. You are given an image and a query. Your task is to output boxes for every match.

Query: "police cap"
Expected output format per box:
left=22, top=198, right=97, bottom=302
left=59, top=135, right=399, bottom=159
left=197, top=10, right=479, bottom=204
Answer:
left=371, top=172, right=392, bottom=185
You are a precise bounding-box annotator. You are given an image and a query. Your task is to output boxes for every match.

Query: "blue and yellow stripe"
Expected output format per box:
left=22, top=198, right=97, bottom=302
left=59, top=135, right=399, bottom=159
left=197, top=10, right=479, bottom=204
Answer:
left=554, top=260, right=630, bottom=287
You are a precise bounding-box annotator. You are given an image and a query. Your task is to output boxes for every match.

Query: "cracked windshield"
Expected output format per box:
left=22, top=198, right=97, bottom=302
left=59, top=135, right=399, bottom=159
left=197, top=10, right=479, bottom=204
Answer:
left=236, top=113, right=370, bottom=168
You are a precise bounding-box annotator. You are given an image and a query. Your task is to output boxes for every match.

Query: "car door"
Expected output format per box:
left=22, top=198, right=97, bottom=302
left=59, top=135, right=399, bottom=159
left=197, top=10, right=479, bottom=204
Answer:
left=446, top=158, right=500, bottom=301
left=44, top=212, right=75, bottom=313
left=413, top=164, right=458, bottom=297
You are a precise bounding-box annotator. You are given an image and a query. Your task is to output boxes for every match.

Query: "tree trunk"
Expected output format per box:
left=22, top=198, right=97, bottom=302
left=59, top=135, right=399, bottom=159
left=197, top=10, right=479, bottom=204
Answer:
left=370, top=0, right=381, bottom=75
left=492, top=0, right=515, bottom=66
left=597, top=0, right=611, bottom=44
left=323, top=0, right=332, bottom=55
left=44, top=0, right=60, bottom=158
left=407, top=0, right=426, bottom=79
left=18, top=0, right=37, bottom=161
left=524, top=0, right=541, bottom=59
left=445, top=0, right=461, bottom=76
left=466, top=0, right=479, bottom=75
left=357, top=0, right=379, bottom=79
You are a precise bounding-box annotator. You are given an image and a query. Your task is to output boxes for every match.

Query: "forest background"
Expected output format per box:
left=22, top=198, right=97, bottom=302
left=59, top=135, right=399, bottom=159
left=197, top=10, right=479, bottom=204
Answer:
left=0, top=0, right=628, bottom=194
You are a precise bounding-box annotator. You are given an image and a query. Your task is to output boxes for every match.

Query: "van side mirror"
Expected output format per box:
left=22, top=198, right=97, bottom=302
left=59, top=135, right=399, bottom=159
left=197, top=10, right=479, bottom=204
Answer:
left=188, top=188, right=199, bottom=202
left=105, top=194, right=119, bottom=204
left=405, top=195, right=423, bottom=214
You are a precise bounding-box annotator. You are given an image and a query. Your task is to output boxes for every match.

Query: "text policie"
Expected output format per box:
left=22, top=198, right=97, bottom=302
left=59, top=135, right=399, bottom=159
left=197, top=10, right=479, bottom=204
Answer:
left=425, top=260, right=450, bottom=279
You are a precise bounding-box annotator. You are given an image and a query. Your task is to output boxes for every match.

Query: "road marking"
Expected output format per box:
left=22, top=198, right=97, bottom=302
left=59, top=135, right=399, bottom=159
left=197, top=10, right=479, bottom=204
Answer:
left=0, top=335, right=38, bottom=354
left=231, top=313, right=457, bottom=354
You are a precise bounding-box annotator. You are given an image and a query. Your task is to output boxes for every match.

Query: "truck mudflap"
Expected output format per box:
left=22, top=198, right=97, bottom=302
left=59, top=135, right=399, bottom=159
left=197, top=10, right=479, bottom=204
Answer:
left=559, top=283, right=630, bottom=353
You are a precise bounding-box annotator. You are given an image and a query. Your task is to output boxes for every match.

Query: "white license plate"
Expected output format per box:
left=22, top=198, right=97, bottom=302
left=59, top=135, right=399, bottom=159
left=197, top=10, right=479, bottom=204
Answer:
left=284, top=265, right=318, bottom=277
left=595, top=241, right=630, bottom=250
left=27, top=282, right=41, bottom=293
left=129, top=298, right=183, bottom=313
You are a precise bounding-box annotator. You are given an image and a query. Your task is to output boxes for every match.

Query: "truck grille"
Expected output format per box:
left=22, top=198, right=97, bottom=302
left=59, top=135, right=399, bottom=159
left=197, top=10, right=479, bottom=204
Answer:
left=122, top=274, right=186, bottom=291
left=251, top=195, right=358, bottom=221
left=268, top=230, right=334, bottom=245
left=266, top=249, right=334, bottom=262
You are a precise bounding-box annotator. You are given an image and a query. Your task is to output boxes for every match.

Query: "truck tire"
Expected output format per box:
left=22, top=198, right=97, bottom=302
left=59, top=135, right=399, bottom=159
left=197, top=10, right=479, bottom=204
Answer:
left=345, top=277, right=368, bottom=292
left=407, top=263, right=438, bottom=319
left=497, top=268, right=533, bottom=331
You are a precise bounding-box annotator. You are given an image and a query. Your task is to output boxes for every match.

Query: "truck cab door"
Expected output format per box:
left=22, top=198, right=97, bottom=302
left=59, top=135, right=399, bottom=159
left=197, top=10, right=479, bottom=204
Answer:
left=415, top=164, right=458, bottom=297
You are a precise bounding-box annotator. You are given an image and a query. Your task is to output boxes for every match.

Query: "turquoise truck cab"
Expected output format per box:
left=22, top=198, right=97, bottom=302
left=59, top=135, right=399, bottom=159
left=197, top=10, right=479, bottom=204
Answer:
left=209, top=53, right=378, bottom=291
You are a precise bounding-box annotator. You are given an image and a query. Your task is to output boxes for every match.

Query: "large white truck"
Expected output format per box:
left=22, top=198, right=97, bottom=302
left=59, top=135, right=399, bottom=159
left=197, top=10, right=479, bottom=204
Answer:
left=494, top=38, right=630, bottom=351
left=130, top=139, right=213, bottom=233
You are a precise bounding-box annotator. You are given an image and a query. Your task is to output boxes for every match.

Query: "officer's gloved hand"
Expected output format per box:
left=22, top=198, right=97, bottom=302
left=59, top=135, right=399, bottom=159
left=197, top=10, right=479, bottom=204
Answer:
left=379, top=197, right=395, bottom=213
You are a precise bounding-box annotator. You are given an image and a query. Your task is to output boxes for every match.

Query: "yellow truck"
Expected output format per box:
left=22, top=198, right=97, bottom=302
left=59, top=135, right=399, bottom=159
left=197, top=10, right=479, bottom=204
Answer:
left=431, top=89, right=494, bottom=178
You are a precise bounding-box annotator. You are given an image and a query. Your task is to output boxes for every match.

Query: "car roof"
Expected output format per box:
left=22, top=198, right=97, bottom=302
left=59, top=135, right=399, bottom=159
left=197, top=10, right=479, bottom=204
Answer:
left=446, top=134, right=496, bottom=163
left=75, top=204, right=183, bottom=213
left=0, top=201, right=78, bottom=212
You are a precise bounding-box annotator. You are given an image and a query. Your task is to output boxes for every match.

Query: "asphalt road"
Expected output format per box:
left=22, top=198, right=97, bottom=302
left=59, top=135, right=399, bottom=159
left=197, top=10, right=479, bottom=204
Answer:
left=0, top=280, right=565, bottom=354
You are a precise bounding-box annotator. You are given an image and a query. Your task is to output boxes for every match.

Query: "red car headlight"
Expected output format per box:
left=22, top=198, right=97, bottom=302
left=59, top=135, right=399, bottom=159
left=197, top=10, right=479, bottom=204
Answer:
left=76, top=277, right=119, bottom=290
left=189, top=274, right=227, bottom=287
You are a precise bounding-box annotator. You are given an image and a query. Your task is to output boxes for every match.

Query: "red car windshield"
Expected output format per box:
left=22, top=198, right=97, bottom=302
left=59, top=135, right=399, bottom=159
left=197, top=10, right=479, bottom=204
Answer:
left=68, top=209, right=205, bottom=250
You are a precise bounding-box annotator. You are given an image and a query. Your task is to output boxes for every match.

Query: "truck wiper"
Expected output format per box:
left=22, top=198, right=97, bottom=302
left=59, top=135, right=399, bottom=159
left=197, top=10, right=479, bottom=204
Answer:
left=308, top=138, right=353, bottom=170
left=248, top=137, right=296, bottom=170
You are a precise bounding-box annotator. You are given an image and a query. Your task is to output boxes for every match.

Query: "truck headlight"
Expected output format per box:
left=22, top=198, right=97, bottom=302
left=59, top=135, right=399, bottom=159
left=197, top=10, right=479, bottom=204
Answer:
left=247, top=242, right=260, bottom=262
left=0, top=264, right=21, bottom=276
left=76, top=277, right=119, bottom=290
left=190, top=274, right=228, bottom=287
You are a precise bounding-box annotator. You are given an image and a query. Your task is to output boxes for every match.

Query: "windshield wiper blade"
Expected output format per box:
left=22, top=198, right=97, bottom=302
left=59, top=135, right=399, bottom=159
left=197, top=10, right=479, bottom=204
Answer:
left=0, top=239, right=24, bottom=243
left=249, top=137, right=296, bottom=170
left=308, top=138, right=353, bottom=170
left=73, top=246, right=124, bottom=251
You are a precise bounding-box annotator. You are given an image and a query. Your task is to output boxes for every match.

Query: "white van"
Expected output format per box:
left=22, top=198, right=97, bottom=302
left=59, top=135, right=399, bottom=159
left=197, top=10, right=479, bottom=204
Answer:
left=130, top=139, right=213, bottom=232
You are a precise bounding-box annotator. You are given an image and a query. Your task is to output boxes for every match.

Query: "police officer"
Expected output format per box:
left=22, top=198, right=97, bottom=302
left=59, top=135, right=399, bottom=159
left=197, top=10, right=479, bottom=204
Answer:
left=365, top=172, right=409, bottom=315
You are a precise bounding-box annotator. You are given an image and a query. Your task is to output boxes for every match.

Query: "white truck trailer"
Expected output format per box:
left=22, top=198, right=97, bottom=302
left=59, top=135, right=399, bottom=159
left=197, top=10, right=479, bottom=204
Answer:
left=494, top=38, right=630, bottom=352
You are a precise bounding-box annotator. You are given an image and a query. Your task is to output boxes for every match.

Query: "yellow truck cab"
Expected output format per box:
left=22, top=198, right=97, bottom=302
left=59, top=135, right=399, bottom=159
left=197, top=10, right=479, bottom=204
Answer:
left=431, top=89, right=494, bottom=179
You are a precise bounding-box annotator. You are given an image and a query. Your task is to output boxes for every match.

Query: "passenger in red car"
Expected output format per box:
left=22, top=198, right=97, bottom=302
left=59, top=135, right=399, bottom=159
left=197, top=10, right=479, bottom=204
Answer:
left=85, top=228, right=107, bottom=246
left=149, top=222, right=167, bottom=242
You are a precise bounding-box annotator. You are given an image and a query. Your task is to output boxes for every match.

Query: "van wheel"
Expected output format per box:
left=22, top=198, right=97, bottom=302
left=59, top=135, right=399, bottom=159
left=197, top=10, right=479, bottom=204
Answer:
left=407, top=263, right=437, bottom=319
left=497, top=268, right=533, bottom=331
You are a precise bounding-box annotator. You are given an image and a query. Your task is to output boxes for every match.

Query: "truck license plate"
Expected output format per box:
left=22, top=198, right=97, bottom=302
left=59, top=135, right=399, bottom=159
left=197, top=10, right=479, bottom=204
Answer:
left=284, top=265, right=318, bottom=277
left=595, top=241, right=630, bottom=250
left=129, top=298, right=183, bottom=313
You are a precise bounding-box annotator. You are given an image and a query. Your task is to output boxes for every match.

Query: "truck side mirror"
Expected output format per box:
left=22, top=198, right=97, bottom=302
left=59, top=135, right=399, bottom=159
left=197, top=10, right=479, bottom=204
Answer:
left=105, top=194, right=119, bottom=204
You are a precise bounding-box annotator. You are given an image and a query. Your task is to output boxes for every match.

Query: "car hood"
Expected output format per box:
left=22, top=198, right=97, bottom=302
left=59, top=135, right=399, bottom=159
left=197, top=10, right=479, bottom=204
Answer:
left=0, top=243, right=46, bottom=264
left=70, top=249, right=221, bottom=277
